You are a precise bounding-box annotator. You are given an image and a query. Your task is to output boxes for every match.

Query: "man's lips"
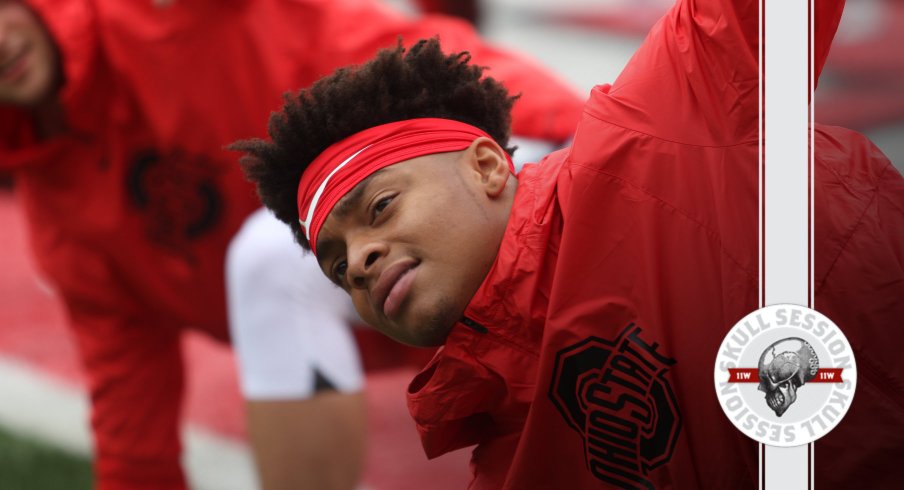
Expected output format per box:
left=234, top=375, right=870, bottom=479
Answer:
left=371, top=259, right=419, bottom=319
left=0, top=48, right=29, bottom=83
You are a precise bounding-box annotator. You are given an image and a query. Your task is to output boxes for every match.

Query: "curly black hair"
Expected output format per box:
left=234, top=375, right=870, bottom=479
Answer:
left=231, top=38, right=518, bottom=250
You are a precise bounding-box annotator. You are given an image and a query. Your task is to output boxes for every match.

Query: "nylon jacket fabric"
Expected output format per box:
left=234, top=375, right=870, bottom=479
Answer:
left=1, top=1, right=584, bottom=488
left=408, top=0, right=903, bottom=488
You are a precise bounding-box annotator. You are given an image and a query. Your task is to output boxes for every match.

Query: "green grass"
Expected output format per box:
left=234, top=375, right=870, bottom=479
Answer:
left=0, top=427, right=92, bottom=490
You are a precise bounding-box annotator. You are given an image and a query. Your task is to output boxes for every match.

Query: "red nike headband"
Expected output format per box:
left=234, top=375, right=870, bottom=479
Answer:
left=296, top=118, right=514, bottom=255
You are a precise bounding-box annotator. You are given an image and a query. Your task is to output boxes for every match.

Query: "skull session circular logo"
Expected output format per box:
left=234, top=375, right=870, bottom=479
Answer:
left=713, top=304, right=857, bottom=447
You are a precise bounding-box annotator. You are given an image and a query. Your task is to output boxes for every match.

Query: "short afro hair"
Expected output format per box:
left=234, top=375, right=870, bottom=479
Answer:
left=232, top=38, right=518, bottom=250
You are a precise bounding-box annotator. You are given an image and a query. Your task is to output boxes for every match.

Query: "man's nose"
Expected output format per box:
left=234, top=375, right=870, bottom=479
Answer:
left=347, top=239, right=387, bottom=290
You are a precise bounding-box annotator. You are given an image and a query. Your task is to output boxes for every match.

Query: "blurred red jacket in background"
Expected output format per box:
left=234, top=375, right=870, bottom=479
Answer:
left=0, top=1, right=583, bottom=488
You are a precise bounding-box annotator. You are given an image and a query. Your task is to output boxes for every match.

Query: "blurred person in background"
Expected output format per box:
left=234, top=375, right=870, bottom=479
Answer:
left=0, top=0, right=582, bottom=488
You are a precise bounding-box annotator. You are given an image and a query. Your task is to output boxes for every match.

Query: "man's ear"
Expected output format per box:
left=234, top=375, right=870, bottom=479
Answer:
left=466, top=137, right=511, bottom=198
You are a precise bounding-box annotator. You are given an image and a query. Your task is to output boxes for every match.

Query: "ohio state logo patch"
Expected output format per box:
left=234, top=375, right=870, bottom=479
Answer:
left=713, top=304, right=857, bottom=446
left=549, top=323, right=681, bottom=490
left=127, top=148, right=223, bottom=259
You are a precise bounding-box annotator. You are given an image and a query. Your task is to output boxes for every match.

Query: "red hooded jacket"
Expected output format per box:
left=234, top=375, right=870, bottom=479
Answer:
left=0, top=1, right=584, bottom=488
left=407, top=0, right=904, bottom=488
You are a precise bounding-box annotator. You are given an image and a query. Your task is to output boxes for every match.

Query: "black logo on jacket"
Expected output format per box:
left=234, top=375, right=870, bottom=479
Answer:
left=127, top=149, right=223, bottom=259
left=549, top=324, right=681, bottom=490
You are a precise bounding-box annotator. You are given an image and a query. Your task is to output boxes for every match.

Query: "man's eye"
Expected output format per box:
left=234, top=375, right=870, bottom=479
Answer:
left=372, top=196, right=394, bottom=220
left=333, top=260, right=348, bottom=285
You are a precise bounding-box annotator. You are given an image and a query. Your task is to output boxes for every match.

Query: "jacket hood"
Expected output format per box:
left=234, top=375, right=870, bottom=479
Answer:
left=1, top=0, right=104, bottom=171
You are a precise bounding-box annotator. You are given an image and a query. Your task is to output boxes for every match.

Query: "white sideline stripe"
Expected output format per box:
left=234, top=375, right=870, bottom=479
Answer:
left=183, top=428, right=259, bottom=490
left=0, top=356, right=259, bottom=490
left=0, top=357, right=92, bottom=456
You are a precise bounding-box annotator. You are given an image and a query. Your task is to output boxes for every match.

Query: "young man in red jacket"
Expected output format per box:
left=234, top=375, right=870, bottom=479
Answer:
left=0, top=0, right=582, bottom=488
left=237, top=0, right=904, bottom=487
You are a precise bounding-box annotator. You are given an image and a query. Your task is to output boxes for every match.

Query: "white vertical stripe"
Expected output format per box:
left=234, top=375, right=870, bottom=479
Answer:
left=809, top=0, right=817, bottom=318
left=764, top=0, right=809, bottom=307
left=758, top=0, right=765, bottom=311
left=759, top=443, right=765, bottom=490
left=762, top=0, right=811, bottom=487
left=809, top=1, right=817, bottom=486
left=766, top=445, right=810, bottom=489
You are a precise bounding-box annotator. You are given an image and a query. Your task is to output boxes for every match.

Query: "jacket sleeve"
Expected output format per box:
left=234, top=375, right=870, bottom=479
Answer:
left=307, top=0, right=583, bottom=144
left=680, top=0, right=844, bottom=95
left=812, top=126, right=904, bottom=488
left=585, top=0, right=844, bottom=147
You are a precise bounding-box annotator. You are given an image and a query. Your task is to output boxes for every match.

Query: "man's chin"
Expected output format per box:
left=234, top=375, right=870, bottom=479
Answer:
left=391, top=322, right=453, bottom=348
left=392, top=301, right=459, bottom=347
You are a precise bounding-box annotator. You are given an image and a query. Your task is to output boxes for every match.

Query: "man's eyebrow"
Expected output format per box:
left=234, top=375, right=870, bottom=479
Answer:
left=315, top=169, right=389, bottom=262
left=332, top=169, right=385, bottom=219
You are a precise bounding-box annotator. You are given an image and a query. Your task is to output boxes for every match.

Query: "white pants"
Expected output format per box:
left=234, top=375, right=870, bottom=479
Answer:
left=226, top=208, right=364, bottom=399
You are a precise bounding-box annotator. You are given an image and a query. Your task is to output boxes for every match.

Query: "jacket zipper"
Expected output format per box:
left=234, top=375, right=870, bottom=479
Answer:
left=460, top=316, right=488, bottom=334
left=461, top=315, right=539, bottom=358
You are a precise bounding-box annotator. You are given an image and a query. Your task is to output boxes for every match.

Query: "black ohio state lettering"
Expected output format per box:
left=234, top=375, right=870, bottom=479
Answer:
left=549, top=324, right=681, bottom=489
